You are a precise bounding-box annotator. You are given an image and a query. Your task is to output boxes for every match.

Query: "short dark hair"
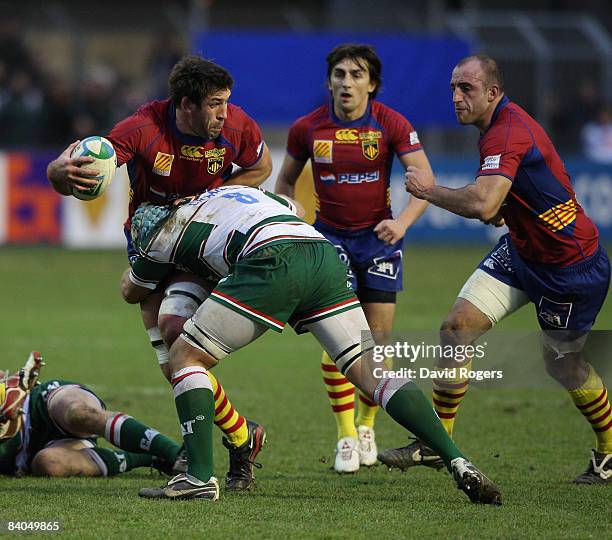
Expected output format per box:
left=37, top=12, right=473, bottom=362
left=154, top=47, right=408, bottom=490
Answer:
left=168, top=54, right=234, bottom=106
left=326, top=43, right=382, bottom=99
left=456, top=54, right=504, bottom=92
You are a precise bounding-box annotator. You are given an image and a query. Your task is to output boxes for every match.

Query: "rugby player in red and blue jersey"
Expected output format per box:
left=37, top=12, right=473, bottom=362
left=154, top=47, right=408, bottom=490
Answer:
left=276, top=44, right=435, bottom=473
left=384, top=54, right=612, bottom=484
left=46, top=55, right=271, bottom=491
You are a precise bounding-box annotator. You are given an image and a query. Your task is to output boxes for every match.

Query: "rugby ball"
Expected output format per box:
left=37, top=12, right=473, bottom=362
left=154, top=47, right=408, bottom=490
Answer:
left=69, top=136, right=117, bottom=201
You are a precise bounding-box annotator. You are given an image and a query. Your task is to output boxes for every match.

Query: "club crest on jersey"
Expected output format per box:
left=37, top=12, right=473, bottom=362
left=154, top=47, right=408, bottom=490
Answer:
left=152, top=152, right=174, bottom=176
left=362, top=139, right=379, bottom=161
left=335, top=129, right=359, bottom=144
left=207, top=156, right=224, bottom=174
left=313, top=140, right=333, bottom=163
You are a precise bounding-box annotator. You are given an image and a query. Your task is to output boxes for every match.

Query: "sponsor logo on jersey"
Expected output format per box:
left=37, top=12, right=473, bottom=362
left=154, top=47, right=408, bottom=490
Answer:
left=337, top=171, right=380, bottom=184
left=409, top=131, right=420, bottom=145
left=538, top=296, right=572, bottom=328
left=362, top=139, right=379, bottom=161
left=180, top=145, right=204, bottom=160
left=335, top=129, right=359, bottom=143
left=313, top=140, right=333, bottom=163
left=367, top=251, right=402, bottom=280
left=204, top=148, right=227, bottom=158
left=320, top=173, right=335, bottom=183
left=538, top=198, right=577, bottom=232
left=152, top=152, right=174, bottom=176
left=481, top=154, right=501, bottom=170
left=359, top=130, right=382, bottom=140
left=207, top=156, right=225, bottom=174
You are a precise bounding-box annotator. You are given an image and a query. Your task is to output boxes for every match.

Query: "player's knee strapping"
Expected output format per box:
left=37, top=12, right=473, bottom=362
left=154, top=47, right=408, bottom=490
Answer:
left=181, top=318, right=231, bottom=362
left=159, top=282, right=209, bottom=318
left=333, top=340, right=376, bottom=376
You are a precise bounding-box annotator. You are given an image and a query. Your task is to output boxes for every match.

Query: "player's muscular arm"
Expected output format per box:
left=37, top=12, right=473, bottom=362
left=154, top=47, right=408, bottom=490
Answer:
left=120, top=268, right=153, bottom=304
left=275, top=153, right=307, bottom=199
left=47, top=141, right=100, bottom=196
left=224, top=143, right=273, bottom=187
left=405, top=169, right=511, bottom=222
left=374, top=150, right=434, bottom=245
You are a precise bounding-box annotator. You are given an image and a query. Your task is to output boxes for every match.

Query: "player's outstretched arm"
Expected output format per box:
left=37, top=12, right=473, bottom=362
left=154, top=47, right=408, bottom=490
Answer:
left=275, top=153, right=307, bottom=199
left=224, top=143, right=273, bottom=187
left=405, top=169, right=511, bottom=222
left=374, top=150, right=434, bottom=245
left=46, top=141, right=100, bottom=196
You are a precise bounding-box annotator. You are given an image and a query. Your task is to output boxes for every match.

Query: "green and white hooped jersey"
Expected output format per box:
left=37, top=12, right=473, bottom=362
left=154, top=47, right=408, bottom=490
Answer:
left=131, top=186, right=327, bottom=289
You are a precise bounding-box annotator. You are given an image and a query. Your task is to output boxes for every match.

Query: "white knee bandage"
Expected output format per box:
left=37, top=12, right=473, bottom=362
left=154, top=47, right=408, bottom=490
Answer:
left=159, top=282, right=209, bottom=318
left=181, top=318, right=231, bottom=361
left=458, top=269, right=529, bottom=325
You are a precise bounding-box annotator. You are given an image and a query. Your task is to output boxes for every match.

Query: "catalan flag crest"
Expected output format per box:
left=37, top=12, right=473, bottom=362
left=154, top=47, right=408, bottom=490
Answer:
left=538, top=198, right=577, bottom=232
left=152, top=152, right=174, bottom=176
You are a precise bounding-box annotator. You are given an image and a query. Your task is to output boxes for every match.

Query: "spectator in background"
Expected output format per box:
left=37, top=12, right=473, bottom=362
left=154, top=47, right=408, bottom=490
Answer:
left=0, top=70, right=44, bottom=147
left=147, top=35, right=186, bottom=100
left=582, top=105, right=612, bottom=163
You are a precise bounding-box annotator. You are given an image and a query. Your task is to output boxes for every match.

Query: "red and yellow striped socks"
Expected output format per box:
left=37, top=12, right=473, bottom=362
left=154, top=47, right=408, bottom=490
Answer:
left=209, top=372, right=248, bottom=448
left=569, top=365, right=612, bottom=453
left=432, top=361, right=471, bottom=437
left=321, top=351, right=358, bottom=439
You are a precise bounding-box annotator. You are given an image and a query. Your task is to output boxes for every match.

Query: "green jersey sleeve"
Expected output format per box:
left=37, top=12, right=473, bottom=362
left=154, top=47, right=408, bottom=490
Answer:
left=130, top=256, right=175, bottom=289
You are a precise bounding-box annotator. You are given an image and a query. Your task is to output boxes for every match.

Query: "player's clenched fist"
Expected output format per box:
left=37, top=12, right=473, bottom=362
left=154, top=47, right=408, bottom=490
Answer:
left=405, top=166, right=433, bottom=200
left=374, top=219, right=407, bottom=245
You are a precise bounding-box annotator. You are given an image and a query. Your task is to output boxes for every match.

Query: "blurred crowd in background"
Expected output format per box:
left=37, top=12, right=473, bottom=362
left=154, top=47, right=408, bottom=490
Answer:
left=1, top=1, right=611, bottom=161
left=0, top=16, right=185, bottom=150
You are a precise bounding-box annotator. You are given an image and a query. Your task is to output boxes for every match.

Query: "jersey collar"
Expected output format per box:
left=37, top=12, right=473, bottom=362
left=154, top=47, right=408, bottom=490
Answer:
left=329, top=99, right=372, bottom=127
left=489, top=95, right=510, bottom=128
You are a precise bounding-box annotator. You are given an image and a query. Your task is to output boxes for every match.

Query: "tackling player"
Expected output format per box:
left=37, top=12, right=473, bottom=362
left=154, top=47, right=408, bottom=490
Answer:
left=275, top=44, right=434, bottom=472
left=46, top=55, right=271, bottom=491
left=381, top=55, right=612, bottom=484
left=121, top=185, right=501, bottom=505
left=0, top=352, right=185, bottom=477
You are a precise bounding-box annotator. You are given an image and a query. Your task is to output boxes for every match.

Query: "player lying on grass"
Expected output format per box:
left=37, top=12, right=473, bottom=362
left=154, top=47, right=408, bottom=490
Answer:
left=46, top=55, right=269, bottom=491
left=381, top=54, right=612, bottom=485
left=120, top=185, right=501, bottom=504
left=0, top=352, right=185, bottom=477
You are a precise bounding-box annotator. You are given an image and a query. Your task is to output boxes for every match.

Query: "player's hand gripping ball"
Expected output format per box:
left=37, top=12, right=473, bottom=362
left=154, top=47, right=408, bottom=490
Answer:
left=70, top=136, right=117, bottom=200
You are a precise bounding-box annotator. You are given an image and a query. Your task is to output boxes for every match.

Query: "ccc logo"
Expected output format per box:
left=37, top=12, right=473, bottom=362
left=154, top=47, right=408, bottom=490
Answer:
left=335, top=129, right=359, bottom=141
left=181, top=145, right=204, bottom=159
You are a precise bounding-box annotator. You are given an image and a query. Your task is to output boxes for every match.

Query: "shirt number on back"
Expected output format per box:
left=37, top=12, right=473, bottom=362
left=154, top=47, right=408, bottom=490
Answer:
left=221, top=193, right=259, bottom=204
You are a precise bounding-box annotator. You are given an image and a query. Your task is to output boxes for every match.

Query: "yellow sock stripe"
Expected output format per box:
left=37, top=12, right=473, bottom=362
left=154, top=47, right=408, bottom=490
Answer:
left=207, top=372, right=247, bottom=442
left=321, top=351, right=356, bottom=438
left=569, top=368, right=612, bottom=451
left=355, top=393, right=378, bottom=428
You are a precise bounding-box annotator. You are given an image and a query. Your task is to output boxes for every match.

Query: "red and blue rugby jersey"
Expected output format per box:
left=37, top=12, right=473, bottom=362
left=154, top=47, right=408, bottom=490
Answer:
left=478, top=96, right=598, bottom=266
left=287, top=101, right=422, bottom=230
left=107, top=99, right=264, bottom=223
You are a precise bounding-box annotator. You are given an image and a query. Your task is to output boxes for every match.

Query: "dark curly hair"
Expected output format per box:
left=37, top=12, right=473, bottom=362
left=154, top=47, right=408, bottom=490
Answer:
left=169, top=54, right=234, bottom=107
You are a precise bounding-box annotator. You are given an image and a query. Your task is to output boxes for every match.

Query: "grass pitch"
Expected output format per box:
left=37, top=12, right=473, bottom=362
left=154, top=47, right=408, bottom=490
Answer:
left=0, top=245, right=610, bottom=539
